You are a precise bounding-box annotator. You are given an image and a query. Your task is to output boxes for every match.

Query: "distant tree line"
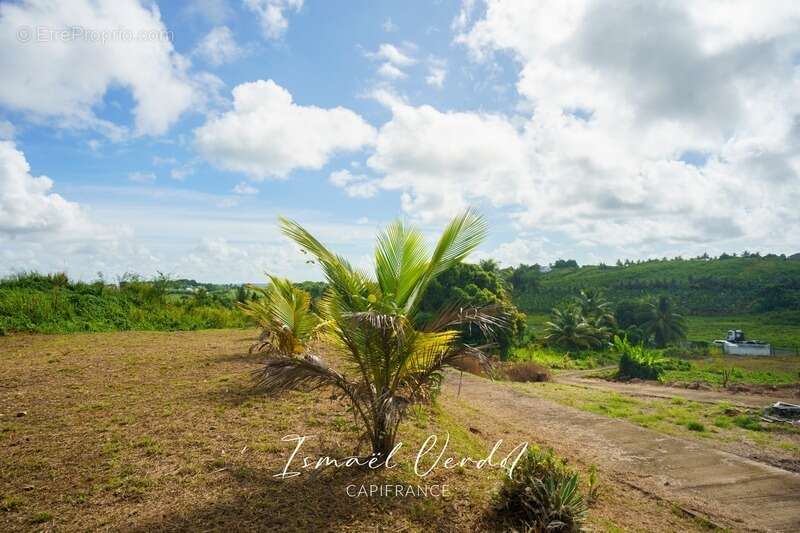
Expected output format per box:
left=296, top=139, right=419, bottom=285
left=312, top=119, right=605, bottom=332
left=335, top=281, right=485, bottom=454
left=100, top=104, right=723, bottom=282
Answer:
left=500, top=253, right=800, bottom=316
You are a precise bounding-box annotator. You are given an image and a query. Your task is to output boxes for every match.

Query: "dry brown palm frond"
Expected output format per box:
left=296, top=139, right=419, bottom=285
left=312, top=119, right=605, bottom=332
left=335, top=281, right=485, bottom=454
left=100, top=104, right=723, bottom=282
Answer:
left=341, top=311, right=407, bottom=335
left=442, top=343, right=495, bottom=373
left=253, top=353, right=352, bottom=394
left=423, top=303, right=509, bottom=338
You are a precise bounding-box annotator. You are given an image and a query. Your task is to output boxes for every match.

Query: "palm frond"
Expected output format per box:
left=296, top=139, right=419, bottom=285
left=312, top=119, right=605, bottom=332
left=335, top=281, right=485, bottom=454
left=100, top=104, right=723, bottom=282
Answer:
left=423, top=302, right=508, bottom=338
left=253, top=353, right=350, bottom=394
left=427, top=209, right=488, bottom=278
left=374, top=220, right=430, bottom=308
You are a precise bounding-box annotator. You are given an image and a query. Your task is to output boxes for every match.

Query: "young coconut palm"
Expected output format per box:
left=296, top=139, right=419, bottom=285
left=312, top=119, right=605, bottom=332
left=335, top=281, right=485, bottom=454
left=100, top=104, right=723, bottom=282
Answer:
left=255, top=210, right=506, bottom=458
left=239, top=275, right=319, bottom=355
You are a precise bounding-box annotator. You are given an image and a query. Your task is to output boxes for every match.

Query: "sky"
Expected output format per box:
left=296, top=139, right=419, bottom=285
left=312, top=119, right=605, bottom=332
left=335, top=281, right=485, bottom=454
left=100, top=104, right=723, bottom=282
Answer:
left=1, top=0, right=799, bottom=283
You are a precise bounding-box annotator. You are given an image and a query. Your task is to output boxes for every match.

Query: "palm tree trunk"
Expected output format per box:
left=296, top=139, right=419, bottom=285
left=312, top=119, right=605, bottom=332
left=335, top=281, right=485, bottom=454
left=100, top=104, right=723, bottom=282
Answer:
left=370, top=412, right=398, bottom=459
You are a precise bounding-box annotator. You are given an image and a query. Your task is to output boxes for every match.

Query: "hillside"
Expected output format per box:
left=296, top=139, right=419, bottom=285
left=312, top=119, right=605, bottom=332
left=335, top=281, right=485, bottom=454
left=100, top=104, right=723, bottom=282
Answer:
left=509, top=255, right=800, bottom=316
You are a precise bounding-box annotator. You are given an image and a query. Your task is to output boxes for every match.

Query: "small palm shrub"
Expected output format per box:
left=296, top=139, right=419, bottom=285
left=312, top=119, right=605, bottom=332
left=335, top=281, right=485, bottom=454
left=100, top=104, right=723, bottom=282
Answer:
left=238, top=275, right=319, bottom=355
left=496, top=447, right=588, bottom=532
left=256, top=210, right=506, bottom=457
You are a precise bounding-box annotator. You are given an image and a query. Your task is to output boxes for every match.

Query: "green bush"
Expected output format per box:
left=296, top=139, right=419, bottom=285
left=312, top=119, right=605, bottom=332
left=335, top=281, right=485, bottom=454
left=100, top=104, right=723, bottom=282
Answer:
left=0, top=272, right=247, bottom=334
left=614, top=336, right=667, bottom=380
left=733, top=415, right=763, bottom=431
left=496, top=447, right=588, bottom=532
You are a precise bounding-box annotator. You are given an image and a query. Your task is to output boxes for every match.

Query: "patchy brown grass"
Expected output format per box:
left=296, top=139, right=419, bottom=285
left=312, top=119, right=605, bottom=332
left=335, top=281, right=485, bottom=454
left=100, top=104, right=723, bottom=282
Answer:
left=499, top=362, right=551, bottom=383
left=0, top=330, right=706, bottom=532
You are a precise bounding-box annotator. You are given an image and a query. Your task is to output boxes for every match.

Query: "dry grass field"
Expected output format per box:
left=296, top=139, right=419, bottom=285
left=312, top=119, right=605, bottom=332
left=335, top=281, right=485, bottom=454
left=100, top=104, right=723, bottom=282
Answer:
left=0, top=329, right=713, bottom=532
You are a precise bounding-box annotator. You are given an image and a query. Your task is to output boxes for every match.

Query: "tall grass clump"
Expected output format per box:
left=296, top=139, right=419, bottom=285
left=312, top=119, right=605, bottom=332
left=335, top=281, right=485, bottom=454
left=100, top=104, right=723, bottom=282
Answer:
left=496, top=446, right=589, bottom=532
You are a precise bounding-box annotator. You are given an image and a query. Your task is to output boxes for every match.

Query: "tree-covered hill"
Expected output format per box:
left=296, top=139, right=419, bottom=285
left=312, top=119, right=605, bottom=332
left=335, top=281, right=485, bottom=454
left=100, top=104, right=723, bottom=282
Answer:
left=505, top=254, right=800, bottom=316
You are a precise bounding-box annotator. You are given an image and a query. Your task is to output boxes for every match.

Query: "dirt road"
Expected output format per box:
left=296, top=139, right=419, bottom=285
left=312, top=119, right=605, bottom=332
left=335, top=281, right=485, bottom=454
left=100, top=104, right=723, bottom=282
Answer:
left=554, top=368, right=800, bottom=409
left=445, top=371, right=800, bottom=532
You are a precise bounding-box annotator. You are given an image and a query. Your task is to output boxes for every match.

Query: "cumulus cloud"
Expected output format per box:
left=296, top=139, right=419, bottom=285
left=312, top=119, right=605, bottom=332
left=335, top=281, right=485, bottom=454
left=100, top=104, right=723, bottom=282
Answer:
left=194, top=26, right=244, bottom=65
left=366, top=0, right=800, bottom=250
left=378, top=62, right=407, bottom=80
left=473, top=236, right=556, bottom=268
left=374, top=43, right=416, bottom=67
left=329, top=169, right=379, bottom=198
left=367, top=97, right=529, bottom=222
left=244, top=0, right=303, bottom=40
left=0, top=0, right=199, bottom=136
left=369, top=43, right=416, bottom=80
left=195, top=80, right=376, bottom=179
left=0, top=141, right=90, bottom=235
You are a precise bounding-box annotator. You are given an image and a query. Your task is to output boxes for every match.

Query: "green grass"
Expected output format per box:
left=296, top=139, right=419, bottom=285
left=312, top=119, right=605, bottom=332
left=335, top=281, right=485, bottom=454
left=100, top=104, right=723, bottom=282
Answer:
left=661, top=356, right=800, bottom=386
left=30, top=512, right=53, bottom=524
left=509, top=344, right=618, bottom=370
left=511, top=383, right=800, bottom=456
left=684, top=315, right=800, bottom=350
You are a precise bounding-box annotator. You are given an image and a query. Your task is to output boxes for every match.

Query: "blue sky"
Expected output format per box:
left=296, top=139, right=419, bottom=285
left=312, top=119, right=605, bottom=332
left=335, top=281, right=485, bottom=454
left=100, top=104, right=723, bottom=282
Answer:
left=1, top=1, right=799, bottom=282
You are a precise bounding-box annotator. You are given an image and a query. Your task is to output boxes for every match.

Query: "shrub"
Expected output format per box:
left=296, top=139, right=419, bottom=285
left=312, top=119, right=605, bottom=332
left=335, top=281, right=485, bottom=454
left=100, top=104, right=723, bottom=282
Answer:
left=614, top=336, right=667, bottom=380
left=496, top=447, right=588, bottom=532
left=0, top=272, right=247, bottom=334
left=687, top=421, right=705, bottom=432
left=502, top=361, right=551, bottom=382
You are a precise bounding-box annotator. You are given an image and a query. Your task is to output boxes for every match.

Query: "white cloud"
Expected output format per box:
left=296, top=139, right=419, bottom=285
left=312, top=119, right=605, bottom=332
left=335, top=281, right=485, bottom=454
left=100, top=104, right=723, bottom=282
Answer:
left=374, top=43, right=416, bottom=67
left=0, top=0, right=199, bottom=136
left=363, top=0, right=800, bottom=250
left=128, top=171, right=156, bottom=183
left=377, top=62, right=406, bottom=80
left=329, top=169, right=379, bottom=198
left=195, top=80, right=376, bottom=180
left=474, top=237, right=556, bottom=268
left=367, top=98, right=529, bottom=222
left=369, top=43, right=416, bottom=80
left=233, top=181, right=259, bottom=195
left=425, top=57, right=447, bottom=88
left=0, top=141, right=90, bottom=236
left=243, top=0, right=303, bottom=40
left=194, top=26, right=243, bottom=65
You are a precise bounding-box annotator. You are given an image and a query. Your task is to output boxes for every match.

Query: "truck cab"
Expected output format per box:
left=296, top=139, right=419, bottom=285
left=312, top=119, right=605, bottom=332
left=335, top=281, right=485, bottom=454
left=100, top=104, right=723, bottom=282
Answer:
left=726, top=330, right=745, bottom=343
